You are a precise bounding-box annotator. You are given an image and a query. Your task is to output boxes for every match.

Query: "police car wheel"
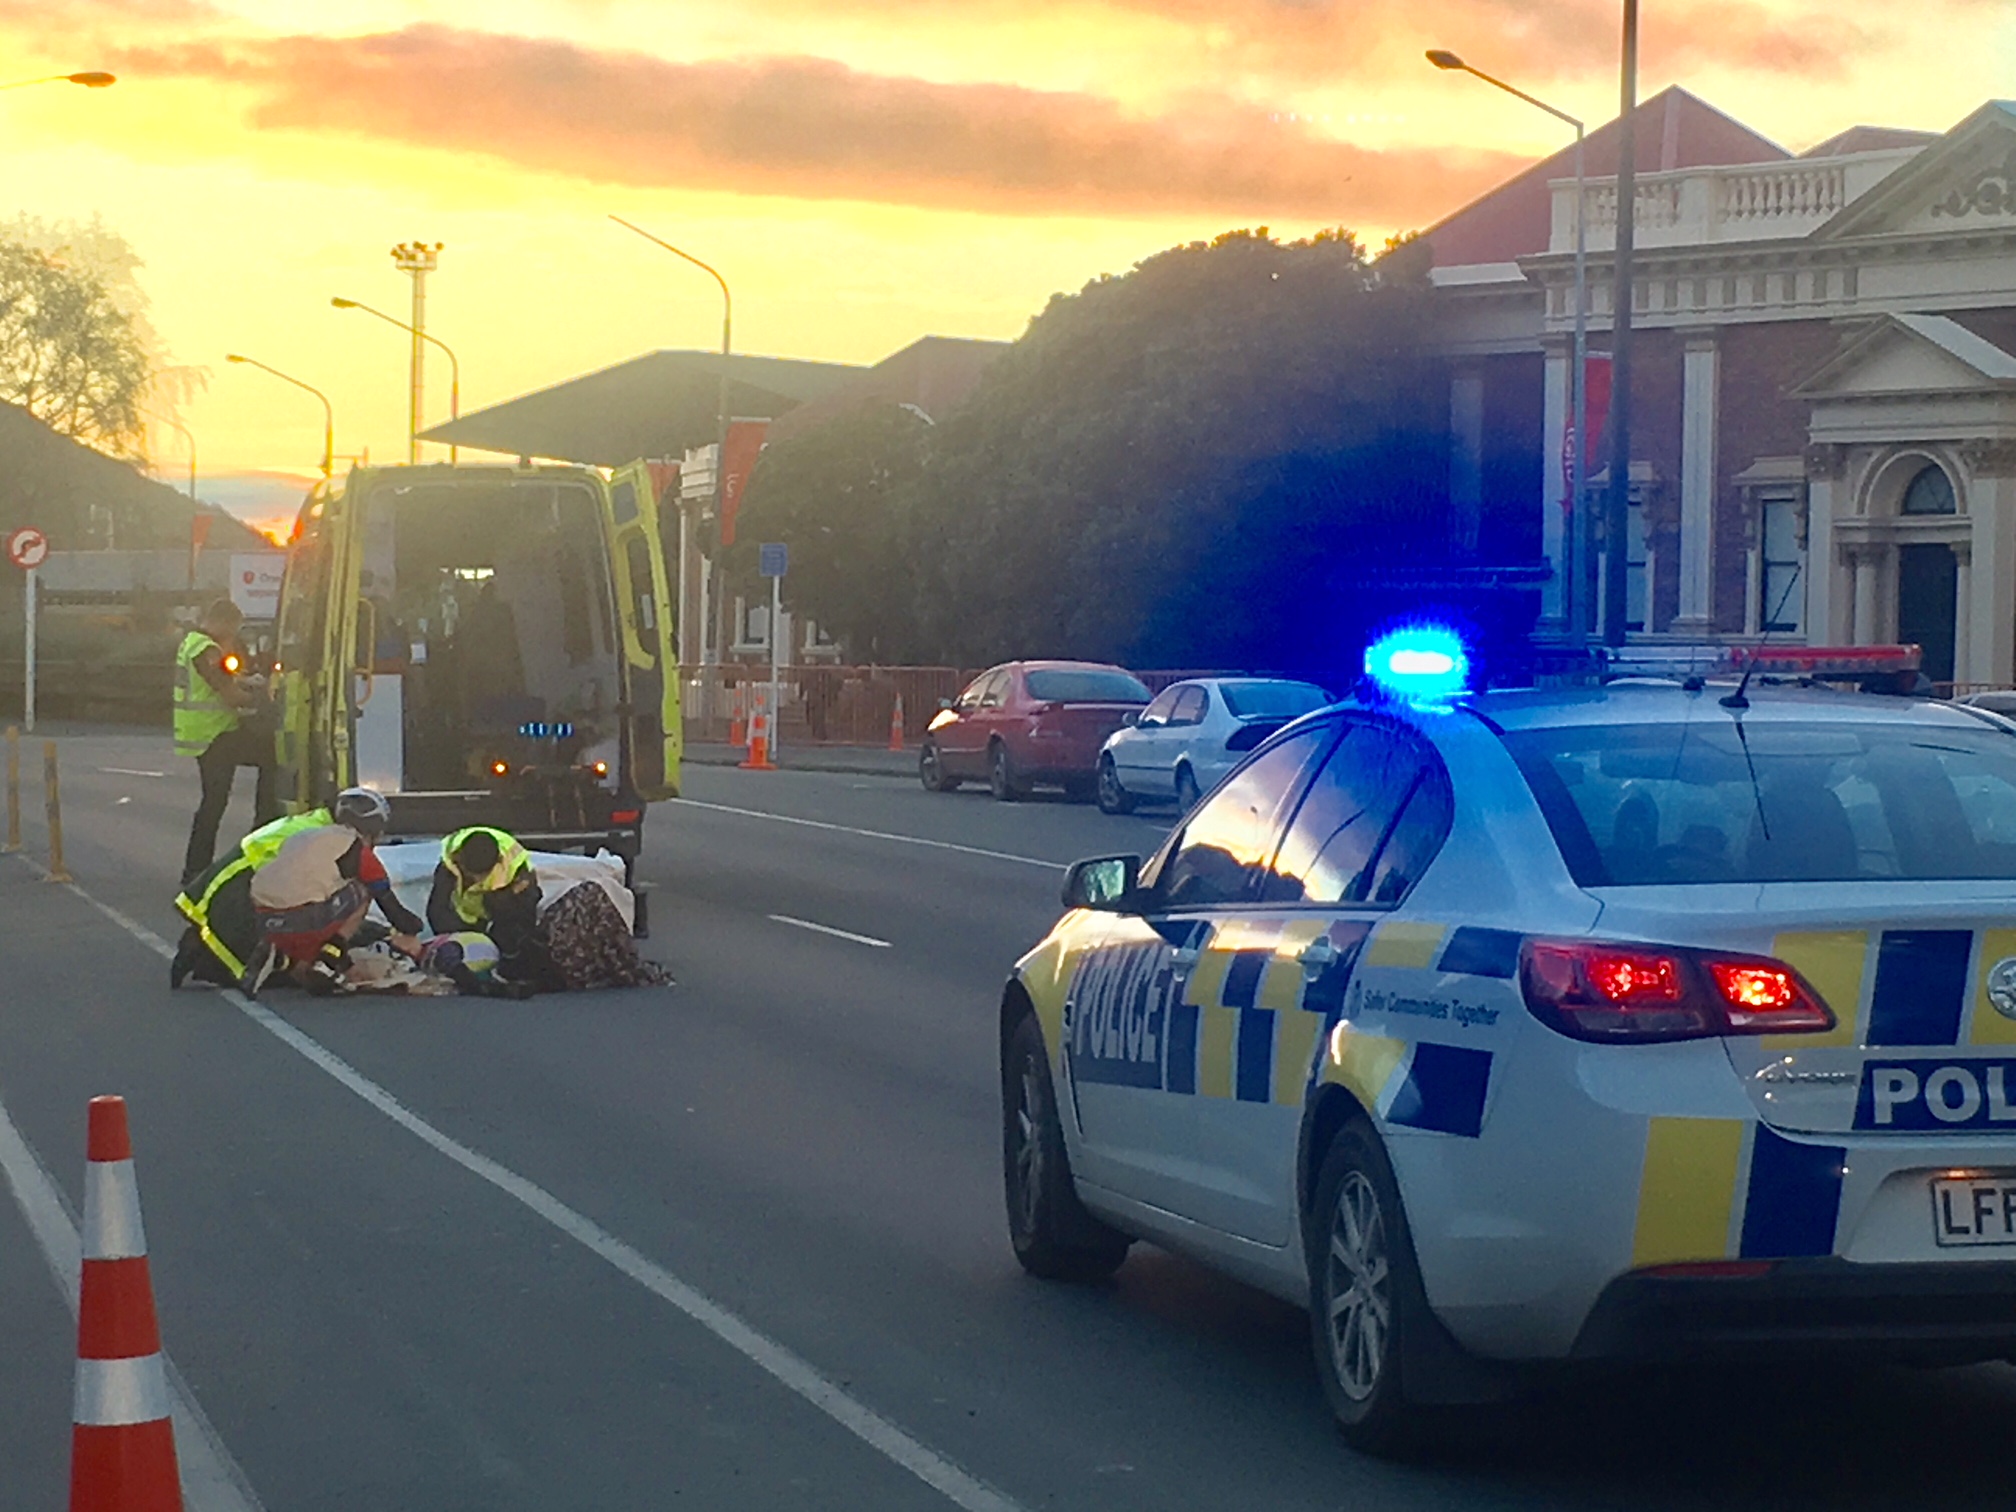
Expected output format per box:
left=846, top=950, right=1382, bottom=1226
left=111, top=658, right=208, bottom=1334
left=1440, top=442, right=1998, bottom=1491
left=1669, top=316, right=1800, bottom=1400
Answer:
left=1003, top=1014, right=1130, bottom=1281
left=1095, top=757, right=1135, bottom=815
left=1310, top=1122, right=1427, bottom=1454
left=989, top=743, right=1027, bottom=803
left=920, top=742, right=960, bottom=793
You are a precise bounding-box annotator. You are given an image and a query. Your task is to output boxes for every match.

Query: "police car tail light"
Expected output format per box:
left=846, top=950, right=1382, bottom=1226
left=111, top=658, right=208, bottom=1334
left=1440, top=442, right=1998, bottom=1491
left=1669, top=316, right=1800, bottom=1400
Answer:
left=1521, top=940, right=1834, bottom=1043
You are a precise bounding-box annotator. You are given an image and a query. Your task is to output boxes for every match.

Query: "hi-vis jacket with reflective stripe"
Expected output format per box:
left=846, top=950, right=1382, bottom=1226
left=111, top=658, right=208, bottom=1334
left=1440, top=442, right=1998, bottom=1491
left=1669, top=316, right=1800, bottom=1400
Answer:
left=173, top=632, right=238, bottom=758
left=442, top=826, right=531, bottom=925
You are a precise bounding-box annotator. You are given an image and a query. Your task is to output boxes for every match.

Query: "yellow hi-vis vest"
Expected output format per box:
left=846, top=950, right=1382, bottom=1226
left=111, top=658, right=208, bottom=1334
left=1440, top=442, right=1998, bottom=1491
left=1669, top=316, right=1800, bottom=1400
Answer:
left=240, top=809, right=333, bottom=868
left=173, top=631, right=239, bottom=758
left=442, top=826, right=531, bottom=926
left=174, top=853, right=255, bottom=979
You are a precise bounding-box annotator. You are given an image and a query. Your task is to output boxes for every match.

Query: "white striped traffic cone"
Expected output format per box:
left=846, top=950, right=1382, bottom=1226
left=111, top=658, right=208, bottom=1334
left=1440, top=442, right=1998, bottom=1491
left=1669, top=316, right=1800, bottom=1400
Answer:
left=70, top=1096, right=183, bottom=1512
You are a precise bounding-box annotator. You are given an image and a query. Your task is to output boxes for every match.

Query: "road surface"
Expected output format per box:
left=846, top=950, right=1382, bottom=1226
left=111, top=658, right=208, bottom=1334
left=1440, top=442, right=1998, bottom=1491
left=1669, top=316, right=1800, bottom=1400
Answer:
left=4, top=730, right=2014, bottom=1510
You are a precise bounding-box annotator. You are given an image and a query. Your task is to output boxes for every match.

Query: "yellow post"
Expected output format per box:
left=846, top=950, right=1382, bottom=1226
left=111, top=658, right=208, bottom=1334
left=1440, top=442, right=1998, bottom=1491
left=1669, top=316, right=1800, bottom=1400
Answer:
left=2, top=725, right=18, bottom=854
left=42, top=739, right=70, bottom=883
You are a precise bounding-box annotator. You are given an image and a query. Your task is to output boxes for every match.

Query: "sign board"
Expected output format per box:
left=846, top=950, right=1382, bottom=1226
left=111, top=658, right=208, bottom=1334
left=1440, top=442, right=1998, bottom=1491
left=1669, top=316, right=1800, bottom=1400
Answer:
left=758, top=542, right=789, bottom=579
left=5, top=527, right=48, bottom=571
left=229, top=552, right=287, bottom=619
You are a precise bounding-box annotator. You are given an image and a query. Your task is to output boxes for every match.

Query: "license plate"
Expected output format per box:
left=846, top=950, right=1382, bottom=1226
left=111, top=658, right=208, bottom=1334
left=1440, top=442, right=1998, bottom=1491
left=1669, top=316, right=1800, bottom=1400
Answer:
left=1931, top=1176, right=2016, bottom=1247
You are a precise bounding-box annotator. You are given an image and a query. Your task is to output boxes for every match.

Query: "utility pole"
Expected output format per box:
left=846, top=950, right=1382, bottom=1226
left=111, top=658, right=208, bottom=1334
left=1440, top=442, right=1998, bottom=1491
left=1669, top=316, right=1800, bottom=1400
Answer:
left=391, top=242, right=443, bottom=464
left=1602, top=0, right=1639, bottom=648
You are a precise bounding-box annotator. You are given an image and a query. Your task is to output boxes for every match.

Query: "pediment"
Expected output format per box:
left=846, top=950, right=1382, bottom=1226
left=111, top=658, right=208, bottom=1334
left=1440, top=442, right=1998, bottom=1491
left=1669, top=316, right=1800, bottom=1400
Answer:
left=1814, top=102, right=2016, bottom=241
left=1792, top=314, right=2016, bottom=400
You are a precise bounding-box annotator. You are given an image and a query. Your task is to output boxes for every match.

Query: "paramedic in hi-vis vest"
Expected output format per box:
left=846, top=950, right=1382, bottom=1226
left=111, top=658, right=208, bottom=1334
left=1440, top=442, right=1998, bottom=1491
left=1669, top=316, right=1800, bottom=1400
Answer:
left=177, top=598, right=279, bottom=885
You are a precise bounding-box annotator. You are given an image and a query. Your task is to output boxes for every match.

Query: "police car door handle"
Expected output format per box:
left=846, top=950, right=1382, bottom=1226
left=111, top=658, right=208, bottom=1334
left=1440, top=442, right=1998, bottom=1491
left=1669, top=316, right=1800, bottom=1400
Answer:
left=1297, top=935, right=1339, bottom=979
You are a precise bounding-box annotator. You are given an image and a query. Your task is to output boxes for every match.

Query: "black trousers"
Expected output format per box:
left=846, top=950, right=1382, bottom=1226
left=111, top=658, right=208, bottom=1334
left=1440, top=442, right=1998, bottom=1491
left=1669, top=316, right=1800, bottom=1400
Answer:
left=183, top=724, right=279, bottom=884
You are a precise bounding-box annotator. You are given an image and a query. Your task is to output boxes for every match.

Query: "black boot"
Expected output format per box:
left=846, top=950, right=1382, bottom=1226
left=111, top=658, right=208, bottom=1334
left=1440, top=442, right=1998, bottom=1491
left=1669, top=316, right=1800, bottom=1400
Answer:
left=169, top=930, right=204, bottom=990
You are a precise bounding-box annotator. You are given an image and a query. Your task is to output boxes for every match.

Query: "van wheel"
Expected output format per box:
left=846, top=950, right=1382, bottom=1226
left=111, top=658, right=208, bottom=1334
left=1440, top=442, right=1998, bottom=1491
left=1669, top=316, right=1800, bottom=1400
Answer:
left=1003, top=1013, right=1130, bottom=1281
left=1310, top=1121, right=1430, bottom=1456
left=920, top=741, right=959, bottom=792
left=1174, top=764, right=1202, bottom=813
left=1096, top=756, right=1136, bottom=815
left=989, top=742, right=1027, bottom=802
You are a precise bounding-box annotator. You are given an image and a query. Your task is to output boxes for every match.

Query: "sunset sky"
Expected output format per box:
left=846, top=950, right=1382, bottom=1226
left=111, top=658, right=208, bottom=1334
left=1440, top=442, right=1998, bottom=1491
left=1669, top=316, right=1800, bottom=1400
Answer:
left=6, top=0, right=2014, bottom=528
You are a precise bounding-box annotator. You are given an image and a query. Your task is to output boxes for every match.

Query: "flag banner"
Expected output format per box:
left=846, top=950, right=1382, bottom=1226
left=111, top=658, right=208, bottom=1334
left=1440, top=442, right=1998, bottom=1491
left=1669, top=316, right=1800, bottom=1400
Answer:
left=719, top=420, right=770, bottom=548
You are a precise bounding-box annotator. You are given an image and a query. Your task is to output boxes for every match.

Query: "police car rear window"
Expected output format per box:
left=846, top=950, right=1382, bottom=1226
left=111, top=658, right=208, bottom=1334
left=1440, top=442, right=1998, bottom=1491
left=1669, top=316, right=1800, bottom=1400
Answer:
left=1503, top=719, right=2016, bottom=886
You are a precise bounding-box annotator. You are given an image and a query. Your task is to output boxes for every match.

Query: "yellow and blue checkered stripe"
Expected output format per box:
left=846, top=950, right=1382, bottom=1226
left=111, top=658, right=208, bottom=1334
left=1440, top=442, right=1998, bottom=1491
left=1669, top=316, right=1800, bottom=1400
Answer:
left=1632, top=1116, right=1848, bottom=1264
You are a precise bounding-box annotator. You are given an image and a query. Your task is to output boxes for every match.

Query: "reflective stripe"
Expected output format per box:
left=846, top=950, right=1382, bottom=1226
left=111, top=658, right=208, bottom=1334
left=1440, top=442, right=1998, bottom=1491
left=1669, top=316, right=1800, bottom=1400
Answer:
left=1363, top=921, right=1448, bottom=969
left=175, top=855, right=253, bottom=979
left=82, top=1159, right=146, bottom=1261
left=1631, top=1116, right=1744, bottom=1267
left=72, top=1353, right=172, bottom=1427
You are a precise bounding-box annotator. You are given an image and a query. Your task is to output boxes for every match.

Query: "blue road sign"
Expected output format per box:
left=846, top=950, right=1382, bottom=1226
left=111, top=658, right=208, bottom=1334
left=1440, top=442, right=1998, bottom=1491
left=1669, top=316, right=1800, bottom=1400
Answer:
left=759, top=542, right=789, bottom=579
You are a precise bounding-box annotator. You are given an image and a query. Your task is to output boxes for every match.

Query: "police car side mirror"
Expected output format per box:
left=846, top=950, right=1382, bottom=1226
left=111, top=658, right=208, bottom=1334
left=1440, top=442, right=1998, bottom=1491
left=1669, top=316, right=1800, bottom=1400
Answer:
left=1062, top=854, right=1141, bottom=912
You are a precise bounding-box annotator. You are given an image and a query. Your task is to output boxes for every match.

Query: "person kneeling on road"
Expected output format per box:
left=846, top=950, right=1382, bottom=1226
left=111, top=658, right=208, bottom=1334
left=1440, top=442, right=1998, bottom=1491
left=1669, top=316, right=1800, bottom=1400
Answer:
left=427, top=827, right=544, bottom=998
left=241, top=826, right=387, bottom=998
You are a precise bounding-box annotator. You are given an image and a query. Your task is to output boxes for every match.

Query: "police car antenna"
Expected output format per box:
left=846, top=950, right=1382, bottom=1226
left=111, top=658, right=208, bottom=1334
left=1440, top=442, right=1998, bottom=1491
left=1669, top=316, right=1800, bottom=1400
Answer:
left=1720, top=564, right=1803, bottom=710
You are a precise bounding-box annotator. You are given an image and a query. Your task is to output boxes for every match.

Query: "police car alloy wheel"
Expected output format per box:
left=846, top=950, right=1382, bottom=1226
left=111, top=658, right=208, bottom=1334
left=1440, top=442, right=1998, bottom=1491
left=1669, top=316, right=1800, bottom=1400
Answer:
left=1002, top=1014, right=1130, bottom=1281
left=1309, top=1123, right=1425, bottom=1453
left=1095, top=756, right=1135, bottom=815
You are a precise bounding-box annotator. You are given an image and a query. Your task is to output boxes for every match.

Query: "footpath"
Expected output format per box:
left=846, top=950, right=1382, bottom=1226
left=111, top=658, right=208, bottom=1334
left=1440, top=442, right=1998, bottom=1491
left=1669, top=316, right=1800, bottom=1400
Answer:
left=682, top=742, right=918, bottom=779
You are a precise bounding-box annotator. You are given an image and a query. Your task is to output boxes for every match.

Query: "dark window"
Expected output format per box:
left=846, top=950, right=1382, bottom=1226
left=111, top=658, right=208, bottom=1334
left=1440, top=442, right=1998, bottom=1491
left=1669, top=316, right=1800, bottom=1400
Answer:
left=1169, top=686, right=1209, bottom=727
left=1759, top=495, right=1803, bottom=632
left=1505, top=718, right=2016, bottom=886
left=1155, top=726, right=1331, bottom=909
left=1264, top=722, right=1453, bottom=905
left=1023, top=669, right=1151, bottom=703
left=1901, top=465, right=1957, bottom=517
left=1137, top=687, right=1180, bottom=728
left=1220, top=680, right=1330, bottom=719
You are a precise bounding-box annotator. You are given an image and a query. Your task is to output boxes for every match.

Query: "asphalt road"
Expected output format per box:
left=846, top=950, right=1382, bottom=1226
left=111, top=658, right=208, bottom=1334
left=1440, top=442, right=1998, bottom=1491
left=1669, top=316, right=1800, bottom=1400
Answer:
left=5, top=730, right=2016, bottom=1511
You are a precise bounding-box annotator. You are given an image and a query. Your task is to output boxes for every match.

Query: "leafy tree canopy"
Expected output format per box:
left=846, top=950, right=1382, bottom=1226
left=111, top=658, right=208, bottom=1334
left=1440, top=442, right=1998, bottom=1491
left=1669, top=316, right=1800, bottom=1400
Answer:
left=0, top=221, right=156, bottom=456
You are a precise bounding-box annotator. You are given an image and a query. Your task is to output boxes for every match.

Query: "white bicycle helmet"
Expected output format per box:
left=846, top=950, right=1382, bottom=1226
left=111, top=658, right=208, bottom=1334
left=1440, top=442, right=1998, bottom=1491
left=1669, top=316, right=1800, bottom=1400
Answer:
left=332, top=786, right=392, bottom=837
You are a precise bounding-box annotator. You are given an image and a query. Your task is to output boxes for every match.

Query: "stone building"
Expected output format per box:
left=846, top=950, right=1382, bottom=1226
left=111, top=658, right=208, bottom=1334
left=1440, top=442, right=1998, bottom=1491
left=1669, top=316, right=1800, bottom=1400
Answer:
left=1428, top=90, right=2016, bottom=685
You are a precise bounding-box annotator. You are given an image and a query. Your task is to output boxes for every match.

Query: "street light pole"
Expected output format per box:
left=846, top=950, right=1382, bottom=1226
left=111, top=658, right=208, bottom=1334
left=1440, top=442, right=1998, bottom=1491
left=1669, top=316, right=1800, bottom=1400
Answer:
left=1427, top=49, right=1588, bottom=646
left=332, top=297, right=461, bottom=462
left=1603, top=0, right=1640, bottom=648
left=611, top=215, right=732, bottom=672
left=226, top=354, right=334, bottom=480
left=390, top=242, right=442, bottom=464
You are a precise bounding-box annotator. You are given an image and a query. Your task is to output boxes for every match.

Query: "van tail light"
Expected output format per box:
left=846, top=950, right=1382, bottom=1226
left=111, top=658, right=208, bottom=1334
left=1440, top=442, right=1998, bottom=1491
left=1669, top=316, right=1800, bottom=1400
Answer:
left=1520, top=939, right=1835, bottom=1043
left=610, top=809, right=642, bottom=825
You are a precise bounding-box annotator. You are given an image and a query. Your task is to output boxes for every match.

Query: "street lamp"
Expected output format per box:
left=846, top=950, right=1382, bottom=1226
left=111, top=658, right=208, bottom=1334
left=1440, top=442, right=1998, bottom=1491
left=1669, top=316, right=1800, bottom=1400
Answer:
left=0, top=71, right=116, bottom=90
left=389, top=242, right=443, bottom=463
left=332, top=296, right=461, bottom=462
left=611, top=215, right=732, bottom=672
left=226, top=354, right=334, bottom=480
left=1429, top=48, right=1590, bottom=646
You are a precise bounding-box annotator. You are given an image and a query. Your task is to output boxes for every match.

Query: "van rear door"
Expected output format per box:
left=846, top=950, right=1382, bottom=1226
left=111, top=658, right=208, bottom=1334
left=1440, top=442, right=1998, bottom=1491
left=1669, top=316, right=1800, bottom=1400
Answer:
left=273, top=477, right=365, bottom=808
left=605, top=461, right=682, bottom=800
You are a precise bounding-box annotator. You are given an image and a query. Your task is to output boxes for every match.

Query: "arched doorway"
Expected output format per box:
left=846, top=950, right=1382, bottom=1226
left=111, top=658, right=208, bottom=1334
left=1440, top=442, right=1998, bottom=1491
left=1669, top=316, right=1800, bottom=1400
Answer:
left=1896, top=463, right=1959, bottom=683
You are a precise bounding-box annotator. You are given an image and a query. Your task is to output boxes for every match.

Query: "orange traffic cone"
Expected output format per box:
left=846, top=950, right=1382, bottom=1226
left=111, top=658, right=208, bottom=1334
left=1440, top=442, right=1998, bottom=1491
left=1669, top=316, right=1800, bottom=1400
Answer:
left=888, top=692, right=905, bottom=752
left=739, top=700, right=777, bottom=771
left=70, top=1096, right=182, bottom=1512
left=728, top=682, right=746, bottom=748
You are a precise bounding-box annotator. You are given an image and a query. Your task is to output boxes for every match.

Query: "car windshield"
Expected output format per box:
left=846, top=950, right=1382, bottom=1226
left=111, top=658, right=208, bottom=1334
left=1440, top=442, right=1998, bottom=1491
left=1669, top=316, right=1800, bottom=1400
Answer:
left=1024, top=669, right=1150, bottom=703
left=1220, top=681, right=1329, bottom=719
left=1503, top=716, right=2016, bottom=886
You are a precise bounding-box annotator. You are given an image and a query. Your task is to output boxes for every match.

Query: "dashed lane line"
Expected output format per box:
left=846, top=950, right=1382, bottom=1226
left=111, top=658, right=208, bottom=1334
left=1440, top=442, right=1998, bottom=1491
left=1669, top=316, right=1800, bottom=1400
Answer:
left=0, top=1093, right=266, bottom=1512
left=97, top=767, right=167, bottom=779
left=768, top=913, right=894, bottom=948
left=21, top=861, right=1030, bottom=1512
left=670, top=796, right=1068, bottom=871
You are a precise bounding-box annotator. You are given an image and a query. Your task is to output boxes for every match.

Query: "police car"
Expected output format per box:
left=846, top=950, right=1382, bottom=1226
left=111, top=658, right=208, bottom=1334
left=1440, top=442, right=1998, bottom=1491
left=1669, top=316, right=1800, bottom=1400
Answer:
left=999, top=630, right=2016, bottom=1452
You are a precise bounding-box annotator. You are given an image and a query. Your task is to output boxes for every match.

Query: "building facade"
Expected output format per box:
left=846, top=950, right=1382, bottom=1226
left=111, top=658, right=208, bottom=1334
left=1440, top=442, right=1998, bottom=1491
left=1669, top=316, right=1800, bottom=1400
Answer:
left=1430, top=92, right=2016, bottom=686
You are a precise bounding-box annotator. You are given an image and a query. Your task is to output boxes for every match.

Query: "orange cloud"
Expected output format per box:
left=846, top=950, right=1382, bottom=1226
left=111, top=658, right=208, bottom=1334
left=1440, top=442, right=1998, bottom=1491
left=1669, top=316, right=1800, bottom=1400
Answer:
left=111, top=25, right=1522, bottom=221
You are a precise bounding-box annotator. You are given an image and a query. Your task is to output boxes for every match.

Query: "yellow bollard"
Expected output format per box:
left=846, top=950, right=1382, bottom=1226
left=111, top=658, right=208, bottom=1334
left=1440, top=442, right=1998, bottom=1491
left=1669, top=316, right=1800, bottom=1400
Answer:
left=2, top=725, right=18, bottom=855
left=42, top=739, right=70, bottom=883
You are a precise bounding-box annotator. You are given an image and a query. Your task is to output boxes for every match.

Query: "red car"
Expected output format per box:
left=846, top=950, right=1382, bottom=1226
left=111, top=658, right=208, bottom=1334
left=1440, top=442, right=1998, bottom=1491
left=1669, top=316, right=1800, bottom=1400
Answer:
left=920, top=661, right=1152, bottom=802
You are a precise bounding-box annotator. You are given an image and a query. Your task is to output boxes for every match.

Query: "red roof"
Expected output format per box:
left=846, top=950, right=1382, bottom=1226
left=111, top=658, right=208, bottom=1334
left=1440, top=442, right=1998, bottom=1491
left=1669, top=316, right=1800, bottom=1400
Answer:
left=1424, top=87, right=1788, bottom=268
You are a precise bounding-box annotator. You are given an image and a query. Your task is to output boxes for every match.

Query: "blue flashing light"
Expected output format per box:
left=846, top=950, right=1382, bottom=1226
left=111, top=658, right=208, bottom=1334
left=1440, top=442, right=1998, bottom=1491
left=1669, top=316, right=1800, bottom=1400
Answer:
left=1364, top=626, right=1471, bottom=703
left=518, top=721, right=576, bottom=740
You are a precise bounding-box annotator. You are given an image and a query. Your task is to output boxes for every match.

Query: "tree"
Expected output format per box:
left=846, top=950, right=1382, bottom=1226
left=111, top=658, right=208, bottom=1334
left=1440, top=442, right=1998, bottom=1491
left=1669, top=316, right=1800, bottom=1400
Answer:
left=0, top=236, right=151, bottom=455
left=902, top=227, right=1462, bottom=676
left=731, top=402, right=934, bottom=661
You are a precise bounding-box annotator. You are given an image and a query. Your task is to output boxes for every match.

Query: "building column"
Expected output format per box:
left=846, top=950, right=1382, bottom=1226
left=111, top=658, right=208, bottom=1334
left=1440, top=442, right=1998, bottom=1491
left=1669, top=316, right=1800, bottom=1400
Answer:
left=1968, top=465, right=2016, bottom=685
left=1806, top=471, right=1838, bottom=643
left=1852, top=549, right=1878, bottom=645
left=1673, top=332, right=1719, bottom=634
left=1954, top=542, right=1973, bottom=686
left=1537, top=345, right=1570, bottom=632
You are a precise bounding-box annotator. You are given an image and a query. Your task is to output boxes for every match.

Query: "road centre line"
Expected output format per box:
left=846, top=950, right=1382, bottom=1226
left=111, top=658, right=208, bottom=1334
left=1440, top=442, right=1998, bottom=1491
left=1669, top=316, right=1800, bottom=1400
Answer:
left=0, top=1088, right=265, bottom=1512
left=27, top=861, right=1029, bottom=1512
left=769, top=914, right=893, bottom=948
left=671, top=797, right=1068, bottom=871
left=97, top=767, right=167, bottom=778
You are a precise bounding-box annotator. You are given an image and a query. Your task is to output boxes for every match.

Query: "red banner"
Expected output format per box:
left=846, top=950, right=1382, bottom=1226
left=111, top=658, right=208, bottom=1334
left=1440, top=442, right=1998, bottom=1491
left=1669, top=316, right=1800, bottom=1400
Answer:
left=718, top=420, right=769, bottom=548
left=1563, top=356, right=1614, bottom=504
left=188, top=509, right=213, bottom=589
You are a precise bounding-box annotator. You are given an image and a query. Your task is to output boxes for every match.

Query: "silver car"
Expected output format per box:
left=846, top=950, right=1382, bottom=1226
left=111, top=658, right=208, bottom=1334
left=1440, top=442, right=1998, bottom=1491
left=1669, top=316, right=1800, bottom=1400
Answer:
left=1096, top=677, right=1332, bottom=814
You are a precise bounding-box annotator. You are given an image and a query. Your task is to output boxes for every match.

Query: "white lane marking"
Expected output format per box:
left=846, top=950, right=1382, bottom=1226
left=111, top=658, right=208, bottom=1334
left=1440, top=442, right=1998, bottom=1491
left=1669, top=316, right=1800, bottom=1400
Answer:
left=768, top=914, right=893, bottom=949
left=671, top=796, right=1067, bottom=871
left=98, top=767, right=167, bottom=779
left=33, top=863, right=1028, bottom=1512
left=0, top=1085, right=266, bottom=1512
